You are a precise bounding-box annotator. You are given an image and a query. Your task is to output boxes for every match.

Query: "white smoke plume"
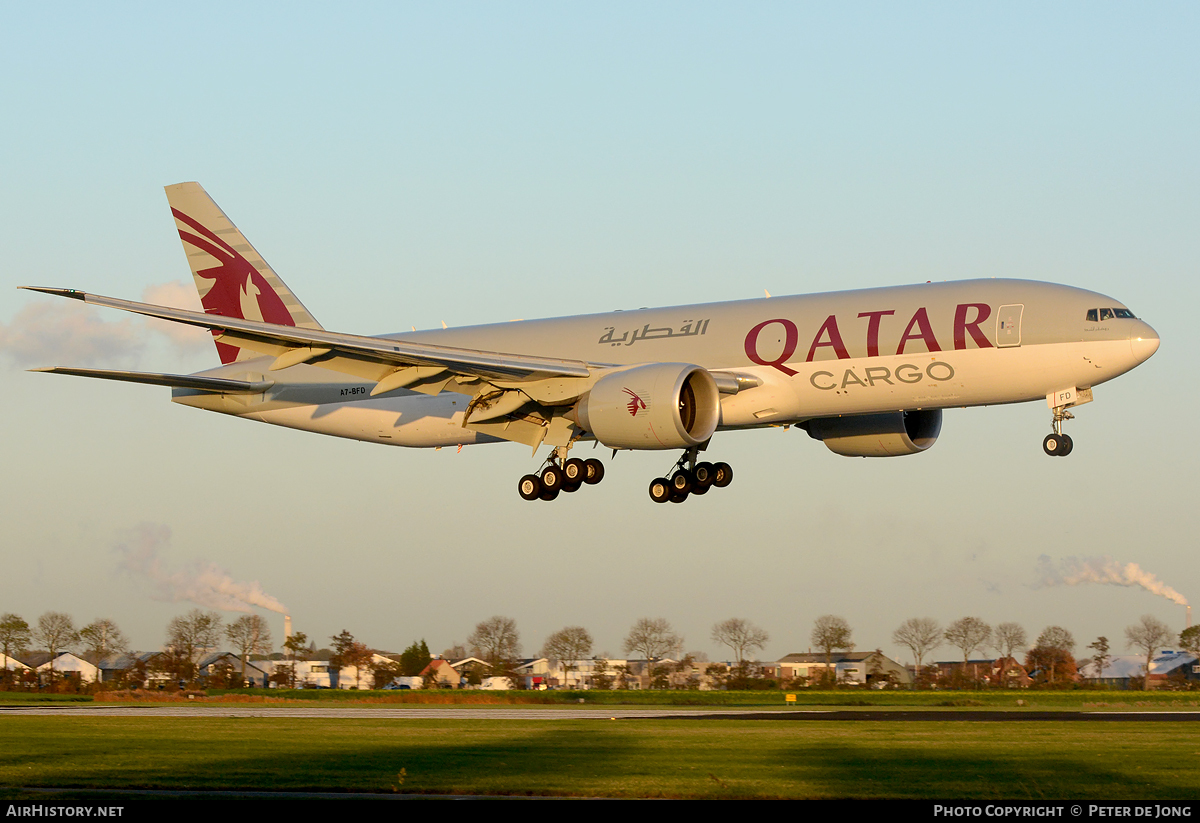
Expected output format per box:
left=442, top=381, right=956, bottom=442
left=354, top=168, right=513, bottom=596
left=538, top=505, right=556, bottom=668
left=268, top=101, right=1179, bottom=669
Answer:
left=115, top=523, right=287, bottom=614
left=1035, top=555, right=1188, bottom=606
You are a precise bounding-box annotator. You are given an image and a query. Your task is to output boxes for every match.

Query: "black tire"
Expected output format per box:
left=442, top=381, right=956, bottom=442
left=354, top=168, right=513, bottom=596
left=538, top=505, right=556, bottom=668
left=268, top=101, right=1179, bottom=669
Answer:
left=649, top=477, right=672, bottom=503
left=539, top=486, right=560, bottom=501
left=693, top=461, right=716, bottom=488
left=563, top=458, right=586, bottom=484
left=1059, top=434, right=1074, bottom=456
left=1042, top=434, right=1060, bottom=456
left=583, top=458, right=605, bottom=485
left=671, top=469, right=694, bottom=495
left=712, top=462, right=733, bottom=488
left=562, top=480, right=582, bottom=493
left=541, top=465, right=563, bottom=490
left=518, top=474, right=542, bottom=501
left=691, top=483, right=710, bottom=496
left=669, top=489, right=688, bottom=503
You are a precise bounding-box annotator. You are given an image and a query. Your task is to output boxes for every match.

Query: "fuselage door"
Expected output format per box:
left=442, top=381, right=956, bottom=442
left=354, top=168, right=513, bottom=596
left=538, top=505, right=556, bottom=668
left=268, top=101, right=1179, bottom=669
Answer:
left=996, top=304, right=1024, bottom=348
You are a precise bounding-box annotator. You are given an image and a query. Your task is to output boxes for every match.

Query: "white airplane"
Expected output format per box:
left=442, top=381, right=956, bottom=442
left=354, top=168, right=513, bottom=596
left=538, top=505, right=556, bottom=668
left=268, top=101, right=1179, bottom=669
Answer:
left=26, top=183, right=1160, bottom=503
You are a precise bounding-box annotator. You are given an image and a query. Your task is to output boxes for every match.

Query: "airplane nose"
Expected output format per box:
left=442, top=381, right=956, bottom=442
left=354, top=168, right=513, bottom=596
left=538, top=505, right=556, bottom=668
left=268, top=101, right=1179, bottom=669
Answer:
left=1130, top=320, right=1160, bottom=364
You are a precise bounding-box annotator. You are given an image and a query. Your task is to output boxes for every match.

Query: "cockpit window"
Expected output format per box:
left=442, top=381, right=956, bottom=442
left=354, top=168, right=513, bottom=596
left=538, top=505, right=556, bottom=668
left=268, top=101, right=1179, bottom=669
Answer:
left=1087, top=307, right=1136, bottom=321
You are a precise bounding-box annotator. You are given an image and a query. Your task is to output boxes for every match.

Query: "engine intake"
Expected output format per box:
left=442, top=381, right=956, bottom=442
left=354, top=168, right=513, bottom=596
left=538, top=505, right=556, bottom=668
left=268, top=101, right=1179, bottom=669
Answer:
left=576, top=363, right=720, bottom=450
left=806, top=409, right=942, bottom=457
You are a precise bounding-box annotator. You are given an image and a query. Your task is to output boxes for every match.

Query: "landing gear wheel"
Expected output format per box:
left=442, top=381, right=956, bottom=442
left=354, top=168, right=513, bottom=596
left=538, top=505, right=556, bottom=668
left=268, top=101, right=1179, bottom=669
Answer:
left=541, top=464, right=564, bottom=491
left=690, top=483, right=710, bottom=496
left=518, top=474, right=542, bottom=501
left=583, top=458, right=605, bottom=485
left=539, top=486, right=560, bottom=501
left=712, top=462, right=733, bottom=488
left=1058, top=434, right=1073, bottom=456
left=563, top=458, right=587, bottom=484
left=669, top=489, right=688, bottom=503
left=649, top=477, right=672, bottom=503
left=562, top=479, right=582, bottom=494
left=693, top=461, right=716, bottom=488
left=1042, top=434, right=1061, bottom=456
left=670, top=469, right=694, bottom=495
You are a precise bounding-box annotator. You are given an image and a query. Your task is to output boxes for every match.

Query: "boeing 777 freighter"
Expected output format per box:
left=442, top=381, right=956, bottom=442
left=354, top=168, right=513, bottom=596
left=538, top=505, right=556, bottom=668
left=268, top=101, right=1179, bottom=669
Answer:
left=25, top=183, right=1160, bottom=503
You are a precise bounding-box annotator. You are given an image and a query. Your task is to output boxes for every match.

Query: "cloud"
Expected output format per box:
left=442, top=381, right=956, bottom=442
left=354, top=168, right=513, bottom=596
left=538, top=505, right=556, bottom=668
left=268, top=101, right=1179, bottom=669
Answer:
left=1034, top=555, right=1188, bottom=606
left=114, top=523, right=287, bottom=614
left=140, top=281, right=210, bottom=355
left=2, top=281, right=211, bottom=368
left=0, top=300, right=144, bottom=368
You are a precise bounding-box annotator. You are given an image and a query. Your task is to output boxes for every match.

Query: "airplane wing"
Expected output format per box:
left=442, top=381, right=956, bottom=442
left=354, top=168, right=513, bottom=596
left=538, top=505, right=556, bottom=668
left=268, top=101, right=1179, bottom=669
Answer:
left=22, top=287, right=595, bottom=389
left=27, top=367, right=273, bottom=394
left=22, top=288, right=758, bottom=419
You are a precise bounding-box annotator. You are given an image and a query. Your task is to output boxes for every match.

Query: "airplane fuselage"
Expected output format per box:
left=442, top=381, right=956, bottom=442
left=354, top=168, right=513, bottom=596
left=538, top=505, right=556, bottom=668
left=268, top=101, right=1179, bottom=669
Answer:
left=172, top=278, right=1159, bottom=449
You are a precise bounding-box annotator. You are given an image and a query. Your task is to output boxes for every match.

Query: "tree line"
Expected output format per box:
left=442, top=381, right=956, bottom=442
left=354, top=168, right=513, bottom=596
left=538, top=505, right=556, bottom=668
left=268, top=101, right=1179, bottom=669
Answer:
left=2, top=607, right=1193, bottom=692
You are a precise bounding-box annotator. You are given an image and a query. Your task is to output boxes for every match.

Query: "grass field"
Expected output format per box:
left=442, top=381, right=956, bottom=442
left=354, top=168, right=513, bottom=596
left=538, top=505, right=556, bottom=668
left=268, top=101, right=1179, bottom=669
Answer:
left=1, top=715, right=1197, bottom=799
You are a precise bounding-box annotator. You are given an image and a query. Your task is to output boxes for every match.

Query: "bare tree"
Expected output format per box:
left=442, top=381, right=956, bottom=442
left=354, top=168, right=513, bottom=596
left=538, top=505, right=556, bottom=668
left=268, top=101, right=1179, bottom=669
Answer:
left=711, top=618, right=769, bottom=664
left=892, top=617, right=941, bottom=677
left=992, top=622, right=1028, bottom=662
left=811, top=615, right=853, bottom=685
left=468, top=616, right=522, bottom=679
left=0, top=614, right=31, bottom=689
left=35, top=612, right=79, bottom=687
left=79, top=619, right=129, bottom=663
left=541, top=626, right=593, bottom=689
left=164, top=609, right=223, bottom=684
left=1125, top=615, right=1172, bottom=691
left=623, top=618, right=683, bottom=688
left=225, top=615, right=273, bottom=688
left=282, top=630, right=309, bottom=688
left=944, top=617, right=991, bottom=663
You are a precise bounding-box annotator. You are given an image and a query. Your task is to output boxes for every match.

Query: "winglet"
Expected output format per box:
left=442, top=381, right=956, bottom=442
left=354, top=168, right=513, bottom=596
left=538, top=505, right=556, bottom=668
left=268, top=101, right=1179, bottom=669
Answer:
left=20, top=287, right=87, bottom=300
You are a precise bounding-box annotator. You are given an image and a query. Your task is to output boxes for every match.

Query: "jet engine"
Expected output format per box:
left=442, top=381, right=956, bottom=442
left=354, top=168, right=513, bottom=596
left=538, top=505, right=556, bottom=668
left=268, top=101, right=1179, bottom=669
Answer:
left=805, top=409, right=942, bottom=457
left=575, top=363, right=721, bottom=450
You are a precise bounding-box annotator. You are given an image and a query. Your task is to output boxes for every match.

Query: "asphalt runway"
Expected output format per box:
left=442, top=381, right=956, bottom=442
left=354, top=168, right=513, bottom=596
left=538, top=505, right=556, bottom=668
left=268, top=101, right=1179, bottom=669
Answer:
left=2, top=705, right=1198, bottom=721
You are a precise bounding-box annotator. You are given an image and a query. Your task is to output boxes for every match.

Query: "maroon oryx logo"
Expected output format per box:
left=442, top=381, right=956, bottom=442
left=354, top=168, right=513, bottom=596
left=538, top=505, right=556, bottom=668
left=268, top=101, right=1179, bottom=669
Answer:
left=622, top=388, right=647, bottom=416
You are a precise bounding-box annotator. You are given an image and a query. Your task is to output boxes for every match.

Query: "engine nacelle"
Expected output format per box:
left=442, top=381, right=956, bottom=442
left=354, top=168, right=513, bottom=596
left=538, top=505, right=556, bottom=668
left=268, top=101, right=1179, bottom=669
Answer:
left=806, top=409, right=942, bottom=457
left=575, top=363, right=721, bottom=450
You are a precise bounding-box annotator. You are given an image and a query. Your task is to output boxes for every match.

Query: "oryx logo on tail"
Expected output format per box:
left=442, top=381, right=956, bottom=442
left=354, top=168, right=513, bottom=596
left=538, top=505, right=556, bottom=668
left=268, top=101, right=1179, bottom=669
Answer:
left=165, top=182, right=323, bottom=365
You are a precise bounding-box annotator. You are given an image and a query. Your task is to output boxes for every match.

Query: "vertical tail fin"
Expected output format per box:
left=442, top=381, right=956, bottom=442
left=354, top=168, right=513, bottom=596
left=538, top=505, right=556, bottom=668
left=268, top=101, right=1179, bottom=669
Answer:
left=164, top=182, right=323, bottom=364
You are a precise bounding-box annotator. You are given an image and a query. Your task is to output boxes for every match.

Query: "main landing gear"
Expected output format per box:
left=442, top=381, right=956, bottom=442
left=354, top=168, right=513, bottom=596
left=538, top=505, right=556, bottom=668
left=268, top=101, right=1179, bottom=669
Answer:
left=1043, top=408, right=1074, bottom=457
left=517, top=448, right=605, bottom=501
left=648, top=449, right=732, bottom=504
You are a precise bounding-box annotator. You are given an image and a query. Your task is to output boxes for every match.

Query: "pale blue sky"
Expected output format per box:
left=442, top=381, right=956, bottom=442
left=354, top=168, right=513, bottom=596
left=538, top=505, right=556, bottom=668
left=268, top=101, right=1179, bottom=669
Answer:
left=2, top=4, right=1196, bottom=664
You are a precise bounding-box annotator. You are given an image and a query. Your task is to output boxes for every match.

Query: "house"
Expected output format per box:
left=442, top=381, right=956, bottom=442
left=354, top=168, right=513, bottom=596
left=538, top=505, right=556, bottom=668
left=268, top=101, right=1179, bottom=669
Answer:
left=25, top=652, right=99, bottom=685
left=1080, top=652, right=1198, bottom=689
left=198, top=652, right=273, bottom=688
left=776, top=651, right=912, bottom=686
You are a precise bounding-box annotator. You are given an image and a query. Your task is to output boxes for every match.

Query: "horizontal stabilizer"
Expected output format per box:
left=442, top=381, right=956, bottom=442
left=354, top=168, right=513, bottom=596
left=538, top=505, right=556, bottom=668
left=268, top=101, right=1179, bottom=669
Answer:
left=29, top=367, right=274, bottom=394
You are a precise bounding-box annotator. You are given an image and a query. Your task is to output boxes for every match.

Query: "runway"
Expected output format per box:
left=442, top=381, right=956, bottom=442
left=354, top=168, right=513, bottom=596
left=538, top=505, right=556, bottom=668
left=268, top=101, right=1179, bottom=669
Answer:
left=3, top=705, right=1198, bottom=721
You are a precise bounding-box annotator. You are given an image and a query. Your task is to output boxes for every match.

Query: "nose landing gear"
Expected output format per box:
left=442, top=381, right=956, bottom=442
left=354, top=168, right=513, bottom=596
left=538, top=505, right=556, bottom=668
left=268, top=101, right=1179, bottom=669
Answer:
left=1043, top=408, right=1075, bottom=457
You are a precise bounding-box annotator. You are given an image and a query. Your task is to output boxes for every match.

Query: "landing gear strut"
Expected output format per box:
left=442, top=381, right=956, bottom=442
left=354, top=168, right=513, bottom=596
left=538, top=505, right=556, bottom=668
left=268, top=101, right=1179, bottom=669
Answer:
left=517, top=446, right=604, bottom=501
left=648, top=449, right=732, bottom=504
left=1043, top=408, right=1074, bottom=457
